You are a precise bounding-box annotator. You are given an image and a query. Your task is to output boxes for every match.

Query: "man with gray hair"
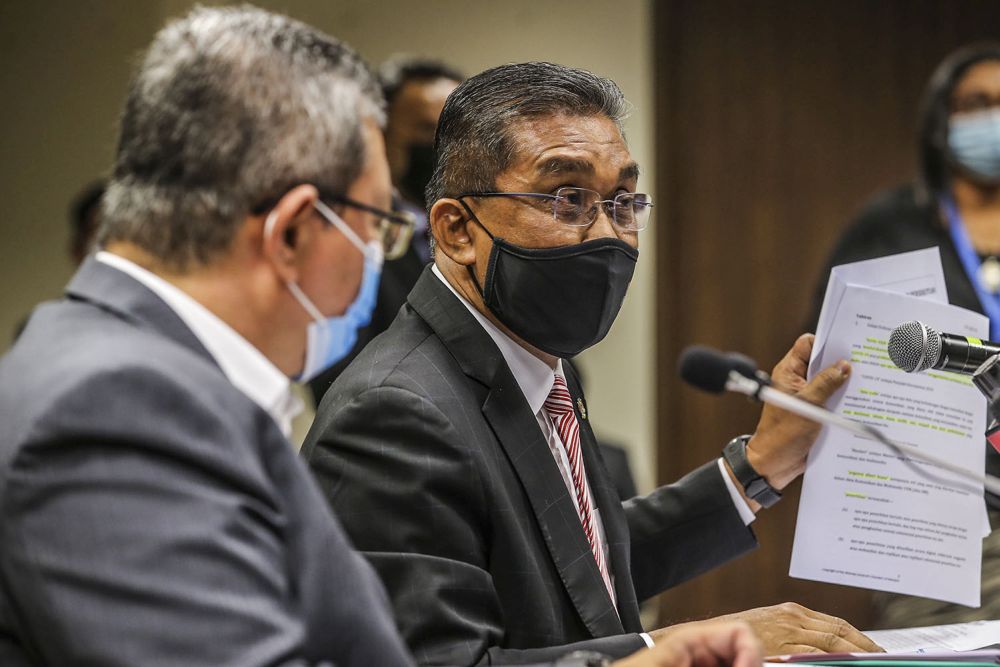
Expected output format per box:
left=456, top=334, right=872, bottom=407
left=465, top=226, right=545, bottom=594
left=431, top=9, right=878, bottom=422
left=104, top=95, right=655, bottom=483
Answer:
left=0, top=6, right=418, bottom=665
left=0, top=8, right=769, bottom=667
left=304, top=61, right=881, bottom=665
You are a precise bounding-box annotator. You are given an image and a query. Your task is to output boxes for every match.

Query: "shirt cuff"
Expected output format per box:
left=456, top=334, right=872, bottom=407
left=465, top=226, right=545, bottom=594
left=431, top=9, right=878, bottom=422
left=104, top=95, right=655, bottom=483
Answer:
left=718, top=457, right=756, bottom=525
left=640, top=632, right=655, bottom=648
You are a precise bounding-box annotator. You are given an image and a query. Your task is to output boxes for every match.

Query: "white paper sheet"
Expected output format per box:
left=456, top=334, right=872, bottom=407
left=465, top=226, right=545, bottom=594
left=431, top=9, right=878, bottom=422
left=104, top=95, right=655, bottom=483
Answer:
left=790, top=250, right=989, bottom=607
left=810, top=247, right=949, bottom=377
left=812, top=249, right=990, bottom=537
left=866, top=620, right=1000, bottom=653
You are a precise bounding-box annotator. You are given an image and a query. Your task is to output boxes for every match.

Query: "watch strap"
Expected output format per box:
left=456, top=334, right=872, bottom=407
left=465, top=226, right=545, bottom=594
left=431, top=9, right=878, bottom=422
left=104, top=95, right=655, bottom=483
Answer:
left=722, top=434, right=782, bottom=508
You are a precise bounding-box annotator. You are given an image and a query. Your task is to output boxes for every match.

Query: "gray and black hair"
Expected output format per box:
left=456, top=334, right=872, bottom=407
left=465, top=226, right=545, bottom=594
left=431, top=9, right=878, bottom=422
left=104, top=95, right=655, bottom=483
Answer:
left=426, top=61, right=629, bottom=210
left=99, top=5, right=385, bottom=271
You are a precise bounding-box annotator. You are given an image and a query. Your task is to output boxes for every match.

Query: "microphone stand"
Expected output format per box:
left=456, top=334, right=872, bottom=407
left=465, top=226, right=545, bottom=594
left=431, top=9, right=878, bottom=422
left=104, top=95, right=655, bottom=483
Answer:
left=724, top=370, right=1000, bottom=499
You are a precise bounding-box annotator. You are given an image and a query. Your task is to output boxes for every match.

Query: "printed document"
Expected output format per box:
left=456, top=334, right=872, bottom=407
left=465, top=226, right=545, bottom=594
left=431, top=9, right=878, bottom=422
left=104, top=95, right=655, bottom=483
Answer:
left=789, top=248, right=989, bottom=606
left=866, top=620, right=1000, bottom=653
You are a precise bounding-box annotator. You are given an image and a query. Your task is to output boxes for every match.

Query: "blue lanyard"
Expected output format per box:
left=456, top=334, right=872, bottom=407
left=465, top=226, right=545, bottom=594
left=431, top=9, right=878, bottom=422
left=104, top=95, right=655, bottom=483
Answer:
left=943, top=196, right=1000, bottom=339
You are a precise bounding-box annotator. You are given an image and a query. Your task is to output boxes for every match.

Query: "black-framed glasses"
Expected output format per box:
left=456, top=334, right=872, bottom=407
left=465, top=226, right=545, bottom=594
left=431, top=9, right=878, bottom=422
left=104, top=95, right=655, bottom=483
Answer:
left=457, top=187, right=653, bottom=231
left=322, top=194, right=415, bottom=261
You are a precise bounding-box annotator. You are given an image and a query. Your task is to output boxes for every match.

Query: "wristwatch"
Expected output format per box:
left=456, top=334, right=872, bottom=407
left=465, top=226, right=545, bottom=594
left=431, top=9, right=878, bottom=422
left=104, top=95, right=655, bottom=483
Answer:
left=722, top=434, right=782, bottom=508
left=553, top=650, right=612, bottom=666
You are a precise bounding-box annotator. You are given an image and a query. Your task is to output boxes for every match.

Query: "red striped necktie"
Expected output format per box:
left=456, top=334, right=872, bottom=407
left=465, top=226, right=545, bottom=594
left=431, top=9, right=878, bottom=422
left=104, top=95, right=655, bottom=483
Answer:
left=543, top=374, right=616, bottom=604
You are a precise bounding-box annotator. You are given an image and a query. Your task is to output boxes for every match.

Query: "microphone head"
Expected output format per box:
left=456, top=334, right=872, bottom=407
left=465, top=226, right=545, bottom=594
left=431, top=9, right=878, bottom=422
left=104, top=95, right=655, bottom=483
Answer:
left=679, top=345, right=759, bottom=393
left=888, top=320, right=942, bottom=372
left=726, top=352, right=760, bottom=380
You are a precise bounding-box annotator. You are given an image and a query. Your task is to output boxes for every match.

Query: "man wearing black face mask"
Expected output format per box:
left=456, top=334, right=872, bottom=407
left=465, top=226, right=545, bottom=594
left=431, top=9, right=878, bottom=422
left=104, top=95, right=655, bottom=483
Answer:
left=307, top=56, right=463, bottom=402
left=303, top=62, right=881, bottom=666
left=381, top=57, right=464, bottom=218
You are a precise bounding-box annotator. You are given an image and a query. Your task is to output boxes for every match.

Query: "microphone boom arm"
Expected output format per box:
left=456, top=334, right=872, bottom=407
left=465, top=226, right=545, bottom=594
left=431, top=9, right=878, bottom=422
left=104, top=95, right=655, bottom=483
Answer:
left=725, top=371, right=1000, bottom=497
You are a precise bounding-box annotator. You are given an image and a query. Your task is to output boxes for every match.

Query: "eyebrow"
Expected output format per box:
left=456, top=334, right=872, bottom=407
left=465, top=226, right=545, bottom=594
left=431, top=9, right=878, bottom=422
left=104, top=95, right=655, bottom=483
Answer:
left=619, top=162, right=640, bottom=182
left=536, top=156, right=594, bottom=177
left=535, top=157, right=642, bottom=183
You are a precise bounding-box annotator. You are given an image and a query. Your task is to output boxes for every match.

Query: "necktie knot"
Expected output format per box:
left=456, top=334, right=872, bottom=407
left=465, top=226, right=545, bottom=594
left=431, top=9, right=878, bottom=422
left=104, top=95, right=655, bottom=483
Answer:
left=543, top=375, right=575, bottom=419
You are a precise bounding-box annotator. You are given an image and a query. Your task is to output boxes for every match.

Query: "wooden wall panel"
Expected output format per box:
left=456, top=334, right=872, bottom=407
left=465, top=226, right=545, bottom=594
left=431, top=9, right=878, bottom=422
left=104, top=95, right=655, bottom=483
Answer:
left=654, top=0, right=1000, bottom=628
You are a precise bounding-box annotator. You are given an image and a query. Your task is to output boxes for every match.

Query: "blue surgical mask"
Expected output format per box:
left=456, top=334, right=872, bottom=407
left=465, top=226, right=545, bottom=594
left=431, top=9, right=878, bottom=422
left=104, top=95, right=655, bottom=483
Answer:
left=948, top=109, right=1000, bottom=182
left=266, top=201, right=384, bottom=382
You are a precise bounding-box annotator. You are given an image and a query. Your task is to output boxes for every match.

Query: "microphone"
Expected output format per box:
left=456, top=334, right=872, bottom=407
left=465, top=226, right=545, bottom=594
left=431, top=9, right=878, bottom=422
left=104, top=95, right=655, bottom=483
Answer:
left=678, top=345, right=1000, bottom=497
left=678, top=345, right=765, bottom=394
left=888, top=320, right=1000, bottom=374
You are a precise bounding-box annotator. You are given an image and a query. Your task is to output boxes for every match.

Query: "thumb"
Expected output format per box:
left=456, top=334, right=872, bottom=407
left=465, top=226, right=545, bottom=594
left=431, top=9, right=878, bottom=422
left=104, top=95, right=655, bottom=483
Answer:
left=797, top=360, right=850, bottom=406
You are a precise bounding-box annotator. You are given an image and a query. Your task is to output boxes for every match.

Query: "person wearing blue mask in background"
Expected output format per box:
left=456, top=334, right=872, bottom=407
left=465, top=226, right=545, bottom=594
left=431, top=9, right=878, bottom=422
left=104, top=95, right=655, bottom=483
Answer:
left=808, top=43, right=1000, bottom=629
left=809, top=43, right=1000, bottom=335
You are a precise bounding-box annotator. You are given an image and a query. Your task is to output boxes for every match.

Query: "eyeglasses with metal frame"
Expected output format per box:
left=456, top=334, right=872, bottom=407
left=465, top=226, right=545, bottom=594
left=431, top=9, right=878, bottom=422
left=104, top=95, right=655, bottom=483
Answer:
left=457, top=187, right=653, bottom=231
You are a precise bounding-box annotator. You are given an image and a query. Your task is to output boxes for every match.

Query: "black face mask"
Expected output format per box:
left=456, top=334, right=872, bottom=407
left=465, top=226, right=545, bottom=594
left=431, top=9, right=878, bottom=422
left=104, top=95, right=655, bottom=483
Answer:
left=399, top=143, right=435, bottom=208
left=468, top=219, right=639, bottom=358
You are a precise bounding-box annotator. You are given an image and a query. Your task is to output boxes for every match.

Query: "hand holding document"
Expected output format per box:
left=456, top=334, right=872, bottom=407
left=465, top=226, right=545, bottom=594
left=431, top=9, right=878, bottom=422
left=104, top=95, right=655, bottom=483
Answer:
left=789, top=248, right=989, bottom=607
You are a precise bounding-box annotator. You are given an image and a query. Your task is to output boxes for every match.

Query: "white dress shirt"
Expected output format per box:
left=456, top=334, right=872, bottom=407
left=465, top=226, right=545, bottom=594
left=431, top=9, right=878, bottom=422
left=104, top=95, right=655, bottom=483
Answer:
left=96, top=252, right=302, bottom=439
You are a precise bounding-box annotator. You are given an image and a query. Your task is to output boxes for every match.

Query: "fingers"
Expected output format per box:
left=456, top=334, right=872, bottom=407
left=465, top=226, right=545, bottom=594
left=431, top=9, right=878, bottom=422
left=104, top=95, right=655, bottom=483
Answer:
left=776, top=605, right=882, bottom=654
left=717, top=623, right=763, bottom=667
left=797, top=612, right=882, bottom=653
left=639, top=606, right=878, bottom=667
left=771, top=334, right=815, bottom=392
left=796, top=360, right=851, bottom=406
left=789, top=333, right=815, bottom=368
left=779, top=628, right=881, bottom=654
left=771, top=332, right=849, bottom=404
left=719, top=603, right=881, bottom=657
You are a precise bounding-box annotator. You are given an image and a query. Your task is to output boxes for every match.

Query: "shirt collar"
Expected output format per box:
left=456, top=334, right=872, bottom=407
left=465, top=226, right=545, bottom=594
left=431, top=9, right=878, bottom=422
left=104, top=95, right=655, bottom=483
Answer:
left=431, top=264, right=561, bottom=415
left=95, top=251, right=302, bottom=437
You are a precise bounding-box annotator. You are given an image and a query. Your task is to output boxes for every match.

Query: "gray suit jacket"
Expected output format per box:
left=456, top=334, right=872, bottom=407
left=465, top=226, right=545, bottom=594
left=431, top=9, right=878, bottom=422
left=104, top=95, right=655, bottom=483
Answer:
left=0, top=259, right=414, bottom=666
left=303, top=267, right=758, bottom=666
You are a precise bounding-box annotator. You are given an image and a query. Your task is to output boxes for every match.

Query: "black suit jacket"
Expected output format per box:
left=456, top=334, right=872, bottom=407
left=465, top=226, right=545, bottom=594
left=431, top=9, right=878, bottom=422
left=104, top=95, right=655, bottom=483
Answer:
left=303, top=267, right=757, bottom=666
left=0, top=259, right=414, bottom=666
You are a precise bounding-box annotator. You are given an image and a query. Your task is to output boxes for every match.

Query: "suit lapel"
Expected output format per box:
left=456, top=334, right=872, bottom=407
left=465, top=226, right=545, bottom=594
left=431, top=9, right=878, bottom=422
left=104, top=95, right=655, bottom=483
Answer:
left=563, top=368, right=643, bottom=632
left=407, top=268, right=625, bottom=638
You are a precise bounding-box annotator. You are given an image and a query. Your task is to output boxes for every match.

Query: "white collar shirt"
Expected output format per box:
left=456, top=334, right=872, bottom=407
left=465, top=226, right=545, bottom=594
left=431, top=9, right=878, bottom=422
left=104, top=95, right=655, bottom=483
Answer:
left=96, top=251, right=302, bottom=439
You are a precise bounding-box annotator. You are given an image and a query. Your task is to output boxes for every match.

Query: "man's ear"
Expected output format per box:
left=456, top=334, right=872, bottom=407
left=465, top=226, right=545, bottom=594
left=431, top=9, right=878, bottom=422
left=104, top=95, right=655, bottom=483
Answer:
left=260, top=184, right=320, bottom=282
left=430, top=198, right=478, bottom=266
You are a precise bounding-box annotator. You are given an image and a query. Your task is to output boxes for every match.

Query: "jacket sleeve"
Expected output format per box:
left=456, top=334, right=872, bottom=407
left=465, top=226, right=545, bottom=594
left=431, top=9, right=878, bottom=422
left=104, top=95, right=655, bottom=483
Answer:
left=0, top=368, right=321, bottom=667
left=626, top=461, right=758, bottom=602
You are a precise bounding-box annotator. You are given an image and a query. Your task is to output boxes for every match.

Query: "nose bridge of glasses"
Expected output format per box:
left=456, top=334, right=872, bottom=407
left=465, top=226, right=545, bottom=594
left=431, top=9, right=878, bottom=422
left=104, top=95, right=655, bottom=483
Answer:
left=588, top=195, right=638, bottom=230
left=581, top=200, right=620, bottom=240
